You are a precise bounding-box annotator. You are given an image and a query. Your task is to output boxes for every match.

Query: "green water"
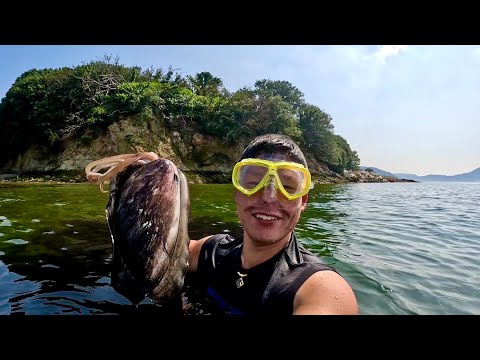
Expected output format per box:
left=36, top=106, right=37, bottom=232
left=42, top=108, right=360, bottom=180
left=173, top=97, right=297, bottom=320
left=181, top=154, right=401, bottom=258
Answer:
left=1, top=181, right=479, bottom=315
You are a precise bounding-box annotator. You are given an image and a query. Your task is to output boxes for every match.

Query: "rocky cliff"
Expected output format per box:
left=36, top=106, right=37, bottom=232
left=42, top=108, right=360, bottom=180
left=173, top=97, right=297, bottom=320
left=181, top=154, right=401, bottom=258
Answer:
left=1, top=116, right=415, bottom=184
left=0, top=116, right=347, bottom=184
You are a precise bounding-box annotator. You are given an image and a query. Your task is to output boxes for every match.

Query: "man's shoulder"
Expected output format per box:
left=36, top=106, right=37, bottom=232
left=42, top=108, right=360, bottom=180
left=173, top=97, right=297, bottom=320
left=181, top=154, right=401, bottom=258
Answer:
left=198, top=234, right=242, bottom=273
left=203, top=233, right=235, bottom=246
left=200, top=233, right=239, bottom=255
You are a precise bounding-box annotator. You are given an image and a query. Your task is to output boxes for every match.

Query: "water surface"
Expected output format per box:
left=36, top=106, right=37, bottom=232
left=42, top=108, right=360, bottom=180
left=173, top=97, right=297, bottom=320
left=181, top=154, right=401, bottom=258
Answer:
left=1, top=181, right=478, bottom=315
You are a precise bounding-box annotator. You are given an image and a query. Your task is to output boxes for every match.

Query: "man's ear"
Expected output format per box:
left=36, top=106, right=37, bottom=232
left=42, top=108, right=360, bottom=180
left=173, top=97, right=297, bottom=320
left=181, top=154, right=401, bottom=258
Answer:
left=300, top=193, right=308, bottom=211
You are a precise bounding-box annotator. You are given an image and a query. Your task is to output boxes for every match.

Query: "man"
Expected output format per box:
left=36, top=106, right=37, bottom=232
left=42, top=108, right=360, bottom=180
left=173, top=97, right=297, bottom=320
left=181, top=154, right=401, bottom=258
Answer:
left=188, top=133, right=358, bottom=315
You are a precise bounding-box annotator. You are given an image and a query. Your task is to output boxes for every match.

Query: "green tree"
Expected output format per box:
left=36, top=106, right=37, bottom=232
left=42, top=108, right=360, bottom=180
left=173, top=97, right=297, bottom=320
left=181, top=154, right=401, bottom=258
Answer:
left=254, top=79, right=305, bottom=110
left=187, top=72, right=226, bottom=97
left=246, top=95, right=302, bottom=141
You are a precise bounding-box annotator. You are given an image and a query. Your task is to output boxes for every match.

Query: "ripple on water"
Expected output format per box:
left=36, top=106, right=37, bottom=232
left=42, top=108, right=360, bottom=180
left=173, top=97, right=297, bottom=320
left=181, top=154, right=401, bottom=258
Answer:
left=17, top=228, right=34, bottom=233
left=0, top=198, right=26, bottom=202
left=41, top=264, right=60, bottom=269
left=0, top=217, right=12, bottom=227
left=4, top=239, right=29, bottom=245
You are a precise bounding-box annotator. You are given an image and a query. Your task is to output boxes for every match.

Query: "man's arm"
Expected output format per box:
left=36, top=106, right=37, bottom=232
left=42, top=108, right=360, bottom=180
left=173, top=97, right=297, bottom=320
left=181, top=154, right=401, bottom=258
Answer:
left=188, top=236, right=212, bottom=272
left=293, top=270, right=358, bottom=315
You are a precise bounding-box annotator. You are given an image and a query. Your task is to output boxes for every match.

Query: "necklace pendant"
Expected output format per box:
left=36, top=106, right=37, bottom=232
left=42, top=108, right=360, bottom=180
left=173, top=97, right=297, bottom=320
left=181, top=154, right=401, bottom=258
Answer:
left=236, top=277, right=245, bottom=288
left=236, top=271, right=247, bottom=288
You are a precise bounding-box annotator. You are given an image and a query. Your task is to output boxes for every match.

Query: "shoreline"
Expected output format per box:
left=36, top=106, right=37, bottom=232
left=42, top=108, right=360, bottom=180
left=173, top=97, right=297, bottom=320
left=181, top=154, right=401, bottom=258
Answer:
left=0, top=169, right=416, bottom=185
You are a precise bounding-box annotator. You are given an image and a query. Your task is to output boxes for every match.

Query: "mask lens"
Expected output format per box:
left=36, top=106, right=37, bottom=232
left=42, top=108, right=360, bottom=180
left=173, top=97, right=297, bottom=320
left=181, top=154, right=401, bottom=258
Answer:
left=277, top=167, right=307, bottom=196
left=238, top=164, right=268, bottom=190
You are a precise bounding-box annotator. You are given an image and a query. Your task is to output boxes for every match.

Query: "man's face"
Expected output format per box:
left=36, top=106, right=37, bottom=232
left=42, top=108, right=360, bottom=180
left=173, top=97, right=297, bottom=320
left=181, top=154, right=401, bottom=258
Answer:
left=234, top=153, right=308, bottom=247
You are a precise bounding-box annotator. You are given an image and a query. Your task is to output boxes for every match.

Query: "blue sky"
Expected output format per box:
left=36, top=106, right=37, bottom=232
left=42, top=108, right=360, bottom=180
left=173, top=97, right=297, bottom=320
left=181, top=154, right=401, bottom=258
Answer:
left=0, top=45, right=478, bottom=176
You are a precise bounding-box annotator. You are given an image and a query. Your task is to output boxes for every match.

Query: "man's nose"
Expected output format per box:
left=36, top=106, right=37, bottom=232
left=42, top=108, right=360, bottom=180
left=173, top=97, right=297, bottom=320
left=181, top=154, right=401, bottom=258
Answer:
left=262, top=177, right=278, bottom=202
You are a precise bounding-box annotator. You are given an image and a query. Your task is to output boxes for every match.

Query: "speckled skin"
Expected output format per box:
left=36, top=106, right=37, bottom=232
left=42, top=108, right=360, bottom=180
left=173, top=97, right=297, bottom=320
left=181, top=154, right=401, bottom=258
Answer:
left=106, top=158, right=190, bottom=305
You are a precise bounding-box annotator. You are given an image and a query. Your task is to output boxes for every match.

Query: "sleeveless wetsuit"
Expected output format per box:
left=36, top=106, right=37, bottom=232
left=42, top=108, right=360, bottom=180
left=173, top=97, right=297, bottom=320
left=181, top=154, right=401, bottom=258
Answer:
left=192, top=232, right=336, bottom=315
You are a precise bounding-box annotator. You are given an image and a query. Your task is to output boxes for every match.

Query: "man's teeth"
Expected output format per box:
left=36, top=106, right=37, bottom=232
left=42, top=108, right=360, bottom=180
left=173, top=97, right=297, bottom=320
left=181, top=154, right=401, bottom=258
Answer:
left=255, top=214, right=278, bottom=221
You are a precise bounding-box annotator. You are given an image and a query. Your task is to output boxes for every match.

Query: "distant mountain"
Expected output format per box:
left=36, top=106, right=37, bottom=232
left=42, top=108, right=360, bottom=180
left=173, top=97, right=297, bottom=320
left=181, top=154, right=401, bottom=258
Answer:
left=361, top=166, right=480, bottom=182
left=359, top=166, right=398, bottom=178
left=393, top=173, right=422, bottom=181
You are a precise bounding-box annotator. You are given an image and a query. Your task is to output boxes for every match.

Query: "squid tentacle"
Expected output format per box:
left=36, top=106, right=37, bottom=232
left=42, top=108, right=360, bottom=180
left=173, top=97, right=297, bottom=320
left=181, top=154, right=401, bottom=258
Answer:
left=85, top=152, right=159, bottom=192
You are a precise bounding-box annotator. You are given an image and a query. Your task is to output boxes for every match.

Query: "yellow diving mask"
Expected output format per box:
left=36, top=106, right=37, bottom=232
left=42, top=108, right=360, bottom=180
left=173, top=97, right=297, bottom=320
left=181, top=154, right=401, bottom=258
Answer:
left=232, top=158, right=312, bottom=200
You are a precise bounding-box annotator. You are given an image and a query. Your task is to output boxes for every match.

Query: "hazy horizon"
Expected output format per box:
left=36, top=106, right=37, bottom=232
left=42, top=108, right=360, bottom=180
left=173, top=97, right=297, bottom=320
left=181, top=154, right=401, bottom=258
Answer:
left=1, top=45, right=478, bottom=176
left=361, top=165, right=479, bottom=177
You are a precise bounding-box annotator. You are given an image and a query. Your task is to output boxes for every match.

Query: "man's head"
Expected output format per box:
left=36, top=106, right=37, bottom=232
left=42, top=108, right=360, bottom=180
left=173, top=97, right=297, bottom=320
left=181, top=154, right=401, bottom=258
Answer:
left=233, top=134, right=310, bottom=247
left=239, top=133, right=308, bottom=168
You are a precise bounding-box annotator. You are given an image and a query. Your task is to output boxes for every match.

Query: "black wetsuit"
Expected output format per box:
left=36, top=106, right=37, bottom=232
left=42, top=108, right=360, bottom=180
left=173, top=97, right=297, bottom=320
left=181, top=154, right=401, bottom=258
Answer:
left=192, top=232, right=336, bottom=315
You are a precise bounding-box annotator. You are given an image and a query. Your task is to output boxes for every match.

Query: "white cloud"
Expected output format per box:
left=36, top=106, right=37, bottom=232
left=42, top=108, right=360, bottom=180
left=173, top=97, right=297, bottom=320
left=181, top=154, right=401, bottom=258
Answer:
left=373, top=45, right=408, bottom=62
left=328, top=45, right=409, bottom=67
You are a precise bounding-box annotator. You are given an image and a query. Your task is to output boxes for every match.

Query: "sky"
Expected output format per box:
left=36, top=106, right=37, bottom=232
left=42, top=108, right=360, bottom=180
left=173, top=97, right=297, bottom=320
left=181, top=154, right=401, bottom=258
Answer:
left=0, top=45, right=478, bottom=176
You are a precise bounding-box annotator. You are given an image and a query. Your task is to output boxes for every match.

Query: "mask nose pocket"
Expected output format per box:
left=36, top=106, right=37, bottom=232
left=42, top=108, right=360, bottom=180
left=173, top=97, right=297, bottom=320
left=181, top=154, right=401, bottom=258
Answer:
left=262, top=176, right=278, bottom=201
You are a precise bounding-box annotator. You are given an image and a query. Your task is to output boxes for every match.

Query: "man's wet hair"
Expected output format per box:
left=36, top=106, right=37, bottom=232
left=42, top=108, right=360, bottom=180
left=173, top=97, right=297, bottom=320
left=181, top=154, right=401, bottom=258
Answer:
left=239, top=134, right=308, bottom=168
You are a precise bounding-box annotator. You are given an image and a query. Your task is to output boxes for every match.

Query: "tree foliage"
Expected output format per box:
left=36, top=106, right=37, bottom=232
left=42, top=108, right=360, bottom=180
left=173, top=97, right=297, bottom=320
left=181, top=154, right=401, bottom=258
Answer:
left=0, top=57, right=360, bottom=173
left=254, top=79, right=305, bottom=110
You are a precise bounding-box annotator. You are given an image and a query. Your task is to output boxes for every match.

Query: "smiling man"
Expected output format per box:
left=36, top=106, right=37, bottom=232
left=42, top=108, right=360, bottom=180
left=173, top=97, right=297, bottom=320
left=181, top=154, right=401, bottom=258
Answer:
left=188, top=133, right=358, bottom=315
